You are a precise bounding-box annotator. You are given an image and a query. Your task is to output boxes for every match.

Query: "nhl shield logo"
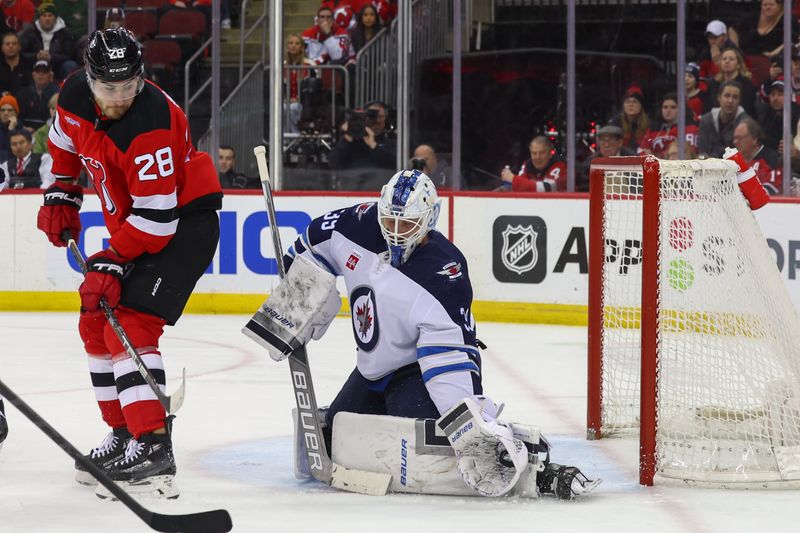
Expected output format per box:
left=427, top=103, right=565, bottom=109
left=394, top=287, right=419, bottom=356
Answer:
left=501, top=225, right=538, bottom=274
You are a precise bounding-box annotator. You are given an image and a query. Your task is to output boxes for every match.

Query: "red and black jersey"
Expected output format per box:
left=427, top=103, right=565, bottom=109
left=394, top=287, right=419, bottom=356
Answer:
left=639, top=122, right=700, bottom=158
left=511, top=155, right=567, bottom=192
left=48, top=74, right=222, bottom=260
left=746, top=145, right=782, bottom=195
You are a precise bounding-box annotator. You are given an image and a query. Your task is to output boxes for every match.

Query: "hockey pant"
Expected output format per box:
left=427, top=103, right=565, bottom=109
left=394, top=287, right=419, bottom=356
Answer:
left=80, top=307, right=167, bottom=438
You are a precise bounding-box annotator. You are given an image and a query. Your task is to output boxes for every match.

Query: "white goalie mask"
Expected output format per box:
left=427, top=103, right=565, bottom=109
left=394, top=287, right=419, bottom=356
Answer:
left=378, top=169, right=441, bottom=267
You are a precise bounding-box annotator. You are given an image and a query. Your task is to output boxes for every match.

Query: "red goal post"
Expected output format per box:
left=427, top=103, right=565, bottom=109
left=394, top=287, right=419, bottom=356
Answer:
left=586, top=156, right=800, bottom=488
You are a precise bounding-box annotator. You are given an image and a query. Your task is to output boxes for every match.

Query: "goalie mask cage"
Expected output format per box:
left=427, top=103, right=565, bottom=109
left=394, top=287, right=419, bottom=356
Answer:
left=586, top=156, right=800, bottom=488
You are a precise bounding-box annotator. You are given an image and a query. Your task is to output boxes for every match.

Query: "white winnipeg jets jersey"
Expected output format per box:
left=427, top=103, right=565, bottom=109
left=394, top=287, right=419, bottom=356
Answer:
left=286, top=202, right=480, bottom=414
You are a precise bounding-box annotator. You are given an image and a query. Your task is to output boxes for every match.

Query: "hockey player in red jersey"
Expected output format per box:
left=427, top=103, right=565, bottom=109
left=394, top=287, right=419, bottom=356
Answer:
left=36, top=28, right=222, bottom=499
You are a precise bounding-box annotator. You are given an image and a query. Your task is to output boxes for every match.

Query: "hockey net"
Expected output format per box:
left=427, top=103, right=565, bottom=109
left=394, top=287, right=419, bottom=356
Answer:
left=587, top=156, right=800, bottom=487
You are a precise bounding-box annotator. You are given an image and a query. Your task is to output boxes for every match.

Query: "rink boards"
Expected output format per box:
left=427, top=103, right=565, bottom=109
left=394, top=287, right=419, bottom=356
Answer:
left=2, top=190, right=800, bottom=325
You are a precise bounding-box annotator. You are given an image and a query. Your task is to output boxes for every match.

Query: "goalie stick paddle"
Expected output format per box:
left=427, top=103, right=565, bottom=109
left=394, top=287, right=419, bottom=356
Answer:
left=249, top=146, right=391, bottom=496
left=65, top=235, right=186, bottom=415
left=0, top=378, right=232, bottom=533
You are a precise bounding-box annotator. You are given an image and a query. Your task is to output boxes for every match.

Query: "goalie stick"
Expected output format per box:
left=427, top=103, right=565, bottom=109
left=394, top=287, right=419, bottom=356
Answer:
left=65, top=234, right=186, bottom=415
left=0, top=378, right=232, bottom=533
left=247, top=145, right=391, bottom=496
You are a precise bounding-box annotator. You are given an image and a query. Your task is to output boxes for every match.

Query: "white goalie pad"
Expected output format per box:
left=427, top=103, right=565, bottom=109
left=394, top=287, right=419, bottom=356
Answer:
left=242, top=255, right=341, bottom=361
left=331, top=412, right=542, bottom=497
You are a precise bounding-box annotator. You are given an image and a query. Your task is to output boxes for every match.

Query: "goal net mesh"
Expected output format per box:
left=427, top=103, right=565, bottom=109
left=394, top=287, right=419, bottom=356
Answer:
left=599, top=158, right=800, bottom=485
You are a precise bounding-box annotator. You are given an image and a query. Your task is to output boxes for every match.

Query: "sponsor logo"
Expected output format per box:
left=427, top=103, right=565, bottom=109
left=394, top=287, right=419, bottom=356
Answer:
left=436, top=261, right=462, bottom=280
left=65, top=116, right=80, bottom=127
left=450, top=421, right=473, bottom=444
left=345, top=251, right=362, bottom=271
left=349, top=285, right=379, bottom=352
left=492, top=216, right=547, bottom=284
left=151, top=277, right=162, bottom=297
left=92, top=262, right=124, bottom=276
left=44, top=190, right=83, bottom=207
left=400, top=438, right=408, bottom=486
left=292, top=370, right=324, bottom=471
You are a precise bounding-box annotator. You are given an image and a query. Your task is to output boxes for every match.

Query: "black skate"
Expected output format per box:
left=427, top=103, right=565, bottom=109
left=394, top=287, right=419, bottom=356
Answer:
left=75, top=427, right=132, bottom=486
left=537, top=462, right=602, bottom=500
left=0, top=399, right=8, bottom=450
left=95, top=432, right=179, bottom=500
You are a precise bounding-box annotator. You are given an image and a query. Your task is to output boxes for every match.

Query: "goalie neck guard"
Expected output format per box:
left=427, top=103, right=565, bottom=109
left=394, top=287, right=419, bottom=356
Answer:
left=378, top=169, right=441, bottom=267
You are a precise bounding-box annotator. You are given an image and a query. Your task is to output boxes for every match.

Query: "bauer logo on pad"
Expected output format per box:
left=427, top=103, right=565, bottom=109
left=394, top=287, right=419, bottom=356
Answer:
left=492, top=215, right=547, bottom=284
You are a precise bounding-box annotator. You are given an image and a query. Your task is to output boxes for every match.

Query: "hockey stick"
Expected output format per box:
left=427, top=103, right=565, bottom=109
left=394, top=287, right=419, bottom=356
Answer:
left=65, top=235, right=186, bottom=415
left=248, top=145, right=391, bottom=496
left=0, top=378, right=232, bottom=532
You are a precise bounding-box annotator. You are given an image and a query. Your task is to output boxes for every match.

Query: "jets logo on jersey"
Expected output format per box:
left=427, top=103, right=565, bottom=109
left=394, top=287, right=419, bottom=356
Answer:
left=350, top=285, right=379, bottom=352
left=501, top=224, right=538, bottom=274
left=346, top=251, right=362, bottom=271
left=80, top=155, right=116, bottom=215
left=354, top=202, right=374, bottom=220
left=437, top=261, right=462, bottom=280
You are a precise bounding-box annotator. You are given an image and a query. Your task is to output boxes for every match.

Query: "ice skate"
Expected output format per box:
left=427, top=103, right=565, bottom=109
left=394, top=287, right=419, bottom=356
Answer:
left=537, top=462, right=602, bottom=500
left=95, top=432, right=179, bottom=501
left=75, top=427, right=132, bottom=486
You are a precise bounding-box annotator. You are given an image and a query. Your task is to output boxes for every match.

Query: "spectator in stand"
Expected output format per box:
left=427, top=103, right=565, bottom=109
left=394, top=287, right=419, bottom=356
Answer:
left=757, top=78, right=800, bottom=151
left=579, top=124, right=636, bottom=191
left=302, top=6, right=355, bottom=66
left=103, top=6, right=124, bottom=30
left=349, top=3, right=382, bottom=54
left=0, top=127, right=53, bottom=189
left=0, top=32, right=33, bottom=95
left=373, top=0, right=397, bottom=25
left=217, top=145, right=254, bottom=188
left=412, top=143, right=463, bottom=190
left=665, top=140, right=699, bottom=160
left=706, top=48, right=757, bottom=117
left=0, top=93, right=19, bottom=161
left=609, top=85, right=650, bottom=152
left=322, top=0, right=356, bottom=32
left=53, top=0, right=86, bottom=42
left=698, top=80, right=749, bottom=158
left=730, top=0, right=798, bottom=59
left=685, top=62, right=709, bottom=121
left=2, top=0, right=33, bottom=33
left=499, top=136, right=566, bottom=192
left=20, top=3, right=78, bottom=80
left=733, top=117, right=782, bottom=194
left=17, top=59, right=57, bottom=130
left=790, top=45, right=800, bottom=105
left=640, top=93, right=700, bottom=159
left=694, top=19, right=738, bottom=80
left=33, top=91, right=56, bottom=154
left=284, top=33, right=315, bottom=134
left=328, top=100, right=395, bottom=174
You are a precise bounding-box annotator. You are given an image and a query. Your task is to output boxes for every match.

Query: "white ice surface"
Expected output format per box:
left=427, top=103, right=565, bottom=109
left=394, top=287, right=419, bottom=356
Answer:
left=0, top=313, right=798, bottom=532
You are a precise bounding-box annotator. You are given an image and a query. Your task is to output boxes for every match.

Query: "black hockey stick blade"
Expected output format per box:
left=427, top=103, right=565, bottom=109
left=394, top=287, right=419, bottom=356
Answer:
left=0, top=378, right=232, bottom=533
left=65, top=236, right=185, bottom=415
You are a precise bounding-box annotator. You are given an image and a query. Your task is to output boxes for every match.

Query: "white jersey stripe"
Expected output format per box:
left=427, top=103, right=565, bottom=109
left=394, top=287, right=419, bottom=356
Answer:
left=49, top=111, right=77, bottom=153
left=130, top=192, right=178, bottom=211
left=127, top=214, right=179, bottom=237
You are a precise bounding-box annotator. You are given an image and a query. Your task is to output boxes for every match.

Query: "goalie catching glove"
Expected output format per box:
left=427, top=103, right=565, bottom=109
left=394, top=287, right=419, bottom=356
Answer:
left=437, top=396, right=529, bottom=497
left=242, top=255, right=341, bottom=361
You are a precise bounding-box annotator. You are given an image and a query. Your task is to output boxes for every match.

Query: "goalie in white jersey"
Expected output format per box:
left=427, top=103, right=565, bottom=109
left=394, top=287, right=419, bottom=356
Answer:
left=247, top=169, right=599, bottom=498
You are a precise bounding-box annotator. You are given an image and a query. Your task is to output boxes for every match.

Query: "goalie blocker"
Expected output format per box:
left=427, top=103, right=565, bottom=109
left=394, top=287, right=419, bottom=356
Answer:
left=242, top=255, right=342, bottom=361
left=294, top=399, right=600, bottom=499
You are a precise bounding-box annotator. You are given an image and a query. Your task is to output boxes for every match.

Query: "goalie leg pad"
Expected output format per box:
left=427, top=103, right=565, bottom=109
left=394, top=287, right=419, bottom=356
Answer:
left=242, top=255, right=341, bottom=361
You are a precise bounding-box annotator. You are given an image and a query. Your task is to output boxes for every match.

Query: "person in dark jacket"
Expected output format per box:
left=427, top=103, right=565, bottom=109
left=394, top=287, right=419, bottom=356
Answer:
left=16, top=59, right=58, bottom=130
left=19, top=3, right=77, bottom=79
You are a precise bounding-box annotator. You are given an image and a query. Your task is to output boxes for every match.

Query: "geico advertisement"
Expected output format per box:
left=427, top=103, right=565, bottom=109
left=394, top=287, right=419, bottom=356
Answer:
left=31, top=193, right=450, bottom=294
left=459, top=196, right=800, bottom=311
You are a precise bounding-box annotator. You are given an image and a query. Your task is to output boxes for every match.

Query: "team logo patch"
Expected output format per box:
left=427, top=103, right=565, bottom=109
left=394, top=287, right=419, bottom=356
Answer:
left=437, top=261, right=462, bottom=280
left=492, top=216, right=547, bottom=284
left=350, top=285, right=379, bottom=352
left=346, top=251, right=362, bottom=271
left=80, top=156, right=116, bottom=215
left=354, top=202, right=374, bottom=220
left=501, top=225, right=538, bottom=275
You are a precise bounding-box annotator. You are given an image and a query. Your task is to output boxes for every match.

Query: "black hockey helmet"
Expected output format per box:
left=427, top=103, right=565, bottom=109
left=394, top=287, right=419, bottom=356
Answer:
left=85, top=27, right=143, bottom=82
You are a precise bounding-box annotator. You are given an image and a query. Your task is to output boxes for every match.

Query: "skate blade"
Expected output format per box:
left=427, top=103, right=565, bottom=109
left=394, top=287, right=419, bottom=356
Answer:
left=575, top=477, right=602, bottom=497
left=95, top=475, right=180, bottom=501
left=75, top=469, right=99, bottom=486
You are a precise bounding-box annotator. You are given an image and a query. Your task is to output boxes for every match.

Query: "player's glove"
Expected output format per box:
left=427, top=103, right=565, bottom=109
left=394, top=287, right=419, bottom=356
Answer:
left=79, top=249, right=129, bottom=312
left=37, top=181, right=83, bottom=247
left=437, top=396, right=529, bottom=497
